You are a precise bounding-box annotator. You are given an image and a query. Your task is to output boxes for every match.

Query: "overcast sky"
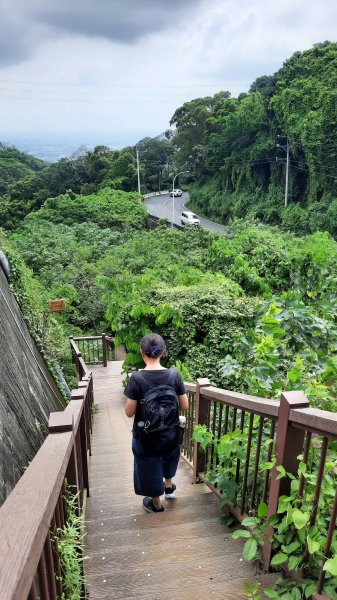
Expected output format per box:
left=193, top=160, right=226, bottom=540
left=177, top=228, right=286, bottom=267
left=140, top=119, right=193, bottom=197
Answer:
left=0, top=0, right=336, bottom=148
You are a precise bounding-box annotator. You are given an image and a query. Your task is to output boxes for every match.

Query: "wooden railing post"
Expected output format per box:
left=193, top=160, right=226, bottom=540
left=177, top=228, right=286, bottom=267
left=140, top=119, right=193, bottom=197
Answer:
left=70, top=389, right=90, bottom=504
left=70, top=336, right=74, bottom=362
left=102, top=333, right=108, bottom=367
left=48, top=411, right=81, bottom=515
left=193, top=378, right=211, bottom=483
left=262, top=391, right=309, bottom=570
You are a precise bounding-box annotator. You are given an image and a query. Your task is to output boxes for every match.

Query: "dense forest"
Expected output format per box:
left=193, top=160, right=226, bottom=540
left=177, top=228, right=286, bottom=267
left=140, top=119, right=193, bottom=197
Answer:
left=171, top=41, right=337, bottom=236
left=2, top=184, right=337, bottom=410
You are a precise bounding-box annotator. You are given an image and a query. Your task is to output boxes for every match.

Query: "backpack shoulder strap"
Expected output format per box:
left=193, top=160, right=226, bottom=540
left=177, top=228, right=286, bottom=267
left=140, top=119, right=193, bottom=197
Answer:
left=136, top=369, right=178, bottom=392
left=133, top=370, right=152, bottom=392
left=166, top=368, right=179, bottom=391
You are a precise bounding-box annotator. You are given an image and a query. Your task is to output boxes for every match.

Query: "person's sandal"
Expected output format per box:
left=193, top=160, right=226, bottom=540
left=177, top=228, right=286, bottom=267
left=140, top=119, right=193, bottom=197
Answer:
left=164, top=483, right=176, bottom=499
left=143, top=497, right=164, bottom=512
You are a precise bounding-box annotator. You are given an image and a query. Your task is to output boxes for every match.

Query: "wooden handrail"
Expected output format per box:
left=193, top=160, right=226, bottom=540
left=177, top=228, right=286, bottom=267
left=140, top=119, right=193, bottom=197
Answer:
left=289, top=406, right=337, bottom=439
left=0, top=343, right=94, bottom=599
left=69, top=337, right=82, bottom=355
left=73, top=335, right=102, bottom=341
left=200, top=385, right=280, bottom=419
left=79, top=355, right=90, bottom=376
left=0, top=428, right=74, bottom=599
left=184, top=382, right=196, bottom=393
left=71, top=333, right=113, bottom=367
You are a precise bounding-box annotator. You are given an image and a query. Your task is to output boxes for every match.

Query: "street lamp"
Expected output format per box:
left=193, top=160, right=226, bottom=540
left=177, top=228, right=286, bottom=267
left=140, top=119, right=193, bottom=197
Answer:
left=171, top=170, right=190, bottom=227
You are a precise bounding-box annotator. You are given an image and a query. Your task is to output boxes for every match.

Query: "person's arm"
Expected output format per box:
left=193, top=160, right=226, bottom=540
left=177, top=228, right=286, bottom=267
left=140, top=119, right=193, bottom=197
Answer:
left=125, top=397, right=137, bottom=418
left=124, top=374, right=139, bottom=417
left=174, top=369, right=188, bottom=411
left=179, top=393, right=189, bottom=412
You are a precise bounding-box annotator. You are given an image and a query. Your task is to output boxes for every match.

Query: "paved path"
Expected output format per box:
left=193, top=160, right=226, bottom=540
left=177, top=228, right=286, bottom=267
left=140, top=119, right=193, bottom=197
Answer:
left=145, top=192, right=225, bottom=232
left=85, top=362, right=274, bottom=599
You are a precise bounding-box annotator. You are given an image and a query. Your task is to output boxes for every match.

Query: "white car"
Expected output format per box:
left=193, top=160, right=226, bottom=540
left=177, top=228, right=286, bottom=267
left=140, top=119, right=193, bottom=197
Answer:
left=170, top=189, right=183, bottom=197
left=181, top=211, right=200, bottom=226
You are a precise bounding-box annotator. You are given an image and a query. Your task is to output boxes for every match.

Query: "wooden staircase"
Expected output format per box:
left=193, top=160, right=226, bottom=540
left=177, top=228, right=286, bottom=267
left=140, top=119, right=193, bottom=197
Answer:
left=85, top=362, right=274, bottom=599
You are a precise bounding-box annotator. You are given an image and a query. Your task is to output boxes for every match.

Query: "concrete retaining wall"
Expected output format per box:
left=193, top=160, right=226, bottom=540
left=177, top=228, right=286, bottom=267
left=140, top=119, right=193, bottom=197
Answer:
left=0, top=265, right=64, bottom=506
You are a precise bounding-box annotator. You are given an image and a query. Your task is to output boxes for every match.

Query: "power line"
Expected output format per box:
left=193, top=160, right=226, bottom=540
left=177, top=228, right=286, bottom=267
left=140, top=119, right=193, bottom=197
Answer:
left=285, top=157, right=337, bottom=173
left=277, top=158, right=337, bottom=181
left=0, top=96, right=183, bottom=105
left=0, top=79, right=251, bottom=88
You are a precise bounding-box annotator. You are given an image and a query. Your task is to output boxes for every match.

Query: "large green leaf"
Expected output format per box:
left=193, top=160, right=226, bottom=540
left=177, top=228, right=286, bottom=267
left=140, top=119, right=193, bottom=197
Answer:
left=288, top=555, right=301, bottom=571
left=258, top=500, right=268, bottom=518
left=307, top=535, right=320, bottom=555
left=232, top=529, right=251, bottom=539
left=292, top=509, right=310, bottom=530
left=264, top=589, right=279, bottom=598
left=243, top=538, right=258, bottom=561
left=323, top=555, right=337, bottom=576
left=270, top=552, right=288, bottom=566
left=241, top=517, right=258, bottom=527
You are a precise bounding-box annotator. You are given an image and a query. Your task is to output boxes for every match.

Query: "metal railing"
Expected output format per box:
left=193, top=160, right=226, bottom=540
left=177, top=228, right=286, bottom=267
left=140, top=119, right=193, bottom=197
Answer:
left=0, top=342, right=94, bottom=599
left=183, top=378, right=337, bottom=599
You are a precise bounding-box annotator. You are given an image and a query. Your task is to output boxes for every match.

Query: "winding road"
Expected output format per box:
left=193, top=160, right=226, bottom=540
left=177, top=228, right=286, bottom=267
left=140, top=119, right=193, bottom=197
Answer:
left=144, top=192, right=225, bottom=232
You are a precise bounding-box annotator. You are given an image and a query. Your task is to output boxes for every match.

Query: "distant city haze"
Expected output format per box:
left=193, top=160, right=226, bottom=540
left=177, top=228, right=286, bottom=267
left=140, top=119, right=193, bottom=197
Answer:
left=3, top=133, right=144, bottom=162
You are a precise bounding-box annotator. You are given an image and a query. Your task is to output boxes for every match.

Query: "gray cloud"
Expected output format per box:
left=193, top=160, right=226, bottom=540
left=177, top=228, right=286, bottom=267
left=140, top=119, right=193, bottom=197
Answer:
left=0, top=0, right=202, bottom=65
left=29, top=0, right=202, bottom=43
left=0, top=12, right=36, bottom=66
left=0, top=0, right=204, bottom=66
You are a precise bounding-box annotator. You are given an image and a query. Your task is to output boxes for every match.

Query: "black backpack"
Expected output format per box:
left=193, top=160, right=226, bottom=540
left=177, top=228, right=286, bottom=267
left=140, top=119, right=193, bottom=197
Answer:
left=136, top=370, right=180, bottom=455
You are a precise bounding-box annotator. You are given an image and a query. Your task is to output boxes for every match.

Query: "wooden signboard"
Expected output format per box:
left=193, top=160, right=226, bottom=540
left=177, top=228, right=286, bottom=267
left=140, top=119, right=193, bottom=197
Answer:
left=48, top=299, right=65, bottom=312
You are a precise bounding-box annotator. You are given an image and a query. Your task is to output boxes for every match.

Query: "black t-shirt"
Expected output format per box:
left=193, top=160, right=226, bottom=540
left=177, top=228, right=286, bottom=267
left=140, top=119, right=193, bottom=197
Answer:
left=124, top=368, right=186, bottom=438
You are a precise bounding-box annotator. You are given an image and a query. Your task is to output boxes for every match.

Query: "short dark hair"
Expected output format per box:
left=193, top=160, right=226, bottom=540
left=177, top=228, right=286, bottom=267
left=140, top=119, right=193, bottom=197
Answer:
left=140, top=333, right=166, bottom=359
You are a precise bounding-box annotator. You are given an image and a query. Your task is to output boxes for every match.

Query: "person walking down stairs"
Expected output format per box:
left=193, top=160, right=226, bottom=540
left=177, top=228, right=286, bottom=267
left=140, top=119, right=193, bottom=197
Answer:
left=124, top=333, right=189, bottom=513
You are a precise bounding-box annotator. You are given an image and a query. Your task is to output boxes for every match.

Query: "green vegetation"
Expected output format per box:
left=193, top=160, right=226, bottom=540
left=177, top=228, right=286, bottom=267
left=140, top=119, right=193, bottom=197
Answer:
left=0, top=145, right=139, bottom=229
left=3, top=196, right=337, bottom=410
left=194, top=423, right=337, bottom=598
left=0, top=142, right=44, bottom=195
left=0, top=187, right=148, bottom=394
left=171, top=42, right=337, bottom=237
left=134, top=134, right=174, bottom=192
left=0, top=230, right=75, bottom=396
left=10, top=188, right=147, bottom=330
left=52, top=486, right=86, bottom=599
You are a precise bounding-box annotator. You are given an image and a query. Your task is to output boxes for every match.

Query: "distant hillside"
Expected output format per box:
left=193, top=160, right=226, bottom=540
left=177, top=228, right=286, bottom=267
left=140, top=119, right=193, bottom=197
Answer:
left=0, top=143, right=45, bottom=195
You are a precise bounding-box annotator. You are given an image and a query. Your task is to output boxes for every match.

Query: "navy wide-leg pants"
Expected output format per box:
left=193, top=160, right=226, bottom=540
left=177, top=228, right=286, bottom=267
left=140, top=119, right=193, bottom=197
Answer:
left=132, top=437, right=180, bottom=497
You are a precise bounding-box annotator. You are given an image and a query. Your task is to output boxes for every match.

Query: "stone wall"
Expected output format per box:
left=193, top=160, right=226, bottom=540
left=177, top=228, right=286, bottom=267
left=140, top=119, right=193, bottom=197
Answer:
left=0, top=266, right=64, bottom=505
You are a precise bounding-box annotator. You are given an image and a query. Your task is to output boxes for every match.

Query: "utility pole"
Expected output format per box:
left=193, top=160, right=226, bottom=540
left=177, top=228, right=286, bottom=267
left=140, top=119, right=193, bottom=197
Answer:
left=136, top=146, right=141, bottom=195
left=171, top=170, right=189, bottom=227
left=284, top=138, right=290, bottom=208
left=277, top=136, right=290, bottom=208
